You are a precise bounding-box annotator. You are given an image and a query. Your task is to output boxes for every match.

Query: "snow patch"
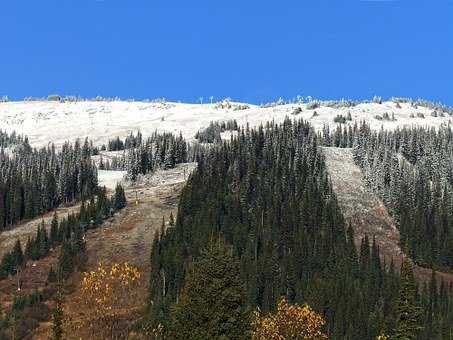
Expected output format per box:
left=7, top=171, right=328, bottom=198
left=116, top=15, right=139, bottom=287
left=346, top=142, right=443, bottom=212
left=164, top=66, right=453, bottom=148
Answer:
left=98, top=170, right=126, bottom=190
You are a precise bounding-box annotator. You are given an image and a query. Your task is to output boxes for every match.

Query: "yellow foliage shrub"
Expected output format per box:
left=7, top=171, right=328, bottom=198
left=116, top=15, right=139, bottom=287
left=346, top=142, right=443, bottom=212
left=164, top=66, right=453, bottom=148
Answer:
left=79, top=262, right=141, bottom=338
left=251, top=297, right=328, bottom=340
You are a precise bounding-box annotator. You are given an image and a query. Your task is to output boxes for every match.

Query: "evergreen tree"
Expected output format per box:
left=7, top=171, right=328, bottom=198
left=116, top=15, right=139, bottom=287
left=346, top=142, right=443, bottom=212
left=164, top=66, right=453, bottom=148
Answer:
left=50, top=212, right=59, bottom=245
left=168, top=211, right=175, bottom=226
left=170, top=242, right=250, bottom=339
left=148, top=119, right=403, bottom=338
left=58, top=241, right=74, bottom=278
left=114, top=183, right=127, bottom=210
left=1, top=188, right=127, bottom=280
left=12, top=239, right=24, bottom=269
left=395, top=260, right=423, bottom=339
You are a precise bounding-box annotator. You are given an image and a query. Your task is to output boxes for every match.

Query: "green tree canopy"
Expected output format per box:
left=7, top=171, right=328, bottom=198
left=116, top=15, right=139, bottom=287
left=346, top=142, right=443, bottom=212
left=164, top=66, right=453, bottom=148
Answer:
left=395, top=259, right=423, bottom=339
left=170, top=241, right=250, bottom=339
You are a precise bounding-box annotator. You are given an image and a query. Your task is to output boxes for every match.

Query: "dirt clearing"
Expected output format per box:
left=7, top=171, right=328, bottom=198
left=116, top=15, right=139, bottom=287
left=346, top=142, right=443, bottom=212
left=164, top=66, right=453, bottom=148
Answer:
left=37, top=163, right=195, bottom=339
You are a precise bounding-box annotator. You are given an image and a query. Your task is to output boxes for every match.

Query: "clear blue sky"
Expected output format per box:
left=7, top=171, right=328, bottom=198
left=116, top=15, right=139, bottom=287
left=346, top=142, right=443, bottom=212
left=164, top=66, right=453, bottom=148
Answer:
left=1, top=0, right=452, bottom=104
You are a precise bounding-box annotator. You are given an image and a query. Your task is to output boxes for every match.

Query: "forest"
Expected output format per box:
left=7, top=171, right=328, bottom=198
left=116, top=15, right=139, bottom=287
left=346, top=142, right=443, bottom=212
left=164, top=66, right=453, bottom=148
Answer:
left=1, top=119, right=453, bottom=338
left=146, top=118, right=453, bottom=339
left=323, top=122, right=453, bottom=271
left=0, top=135, right=98, bottom=229
left=98, top=131, right=196, bottom=179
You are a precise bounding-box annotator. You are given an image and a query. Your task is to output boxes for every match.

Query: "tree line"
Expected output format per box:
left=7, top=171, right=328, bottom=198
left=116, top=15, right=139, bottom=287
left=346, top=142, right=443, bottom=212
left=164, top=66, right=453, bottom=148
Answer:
left=98, top=131, right=199, bottom=180
left=0, top=130, right=27, bottom=148
left=0, top=183, right=126, bottom=280
left=103, top=130, right=143, bottom=152
left=0, top=134, right=98, bottom=230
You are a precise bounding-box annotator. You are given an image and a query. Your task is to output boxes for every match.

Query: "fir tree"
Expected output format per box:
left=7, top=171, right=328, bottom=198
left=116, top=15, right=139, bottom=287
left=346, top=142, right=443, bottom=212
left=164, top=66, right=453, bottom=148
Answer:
left=114, top=183, right=127, bottom=210
left=395, top=260, right=423, bottom=339
left=12, top=239, right=24, bottom=269
left=50, top=212, right=59, bottom=245
left=0, top=133, right=98, bottom=229
left=170, top=242, right=250, bottom=339
left=58, top=241, right=74, bottom=278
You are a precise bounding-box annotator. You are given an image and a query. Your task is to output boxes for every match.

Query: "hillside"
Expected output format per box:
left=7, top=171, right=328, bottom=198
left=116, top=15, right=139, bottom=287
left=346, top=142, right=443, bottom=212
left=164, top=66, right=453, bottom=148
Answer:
left=0, top=99, right=451, bottom=147
left=1, top=99, right=453, bottom=338
left=323, top=147, right=453, bottom=285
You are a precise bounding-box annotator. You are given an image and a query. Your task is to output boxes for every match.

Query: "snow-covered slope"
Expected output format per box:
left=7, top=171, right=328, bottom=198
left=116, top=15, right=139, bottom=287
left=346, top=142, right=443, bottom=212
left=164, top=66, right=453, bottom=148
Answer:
left=0, top=100, right=451, bottom=147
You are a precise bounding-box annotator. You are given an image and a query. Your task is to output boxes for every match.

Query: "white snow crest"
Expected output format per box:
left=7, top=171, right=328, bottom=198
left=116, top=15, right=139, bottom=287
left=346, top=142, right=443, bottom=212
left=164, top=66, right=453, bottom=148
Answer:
left=0, top=100, right=451, bottom=148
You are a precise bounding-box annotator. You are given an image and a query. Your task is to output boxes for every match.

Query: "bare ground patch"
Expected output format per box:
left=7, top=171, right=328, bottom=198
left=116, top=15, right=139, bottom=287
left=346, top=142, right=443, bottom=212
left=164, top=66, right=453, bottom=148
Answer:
left=29, top=163, right=195, bottom=339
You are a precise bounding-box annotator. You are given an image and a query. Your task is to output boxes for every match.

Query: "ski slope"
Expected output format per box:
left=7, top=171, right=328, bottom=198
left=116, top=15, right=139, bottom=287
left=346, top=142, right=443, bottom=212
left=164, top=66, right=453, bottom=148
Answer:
left=0, top=99, right=451, bottom=147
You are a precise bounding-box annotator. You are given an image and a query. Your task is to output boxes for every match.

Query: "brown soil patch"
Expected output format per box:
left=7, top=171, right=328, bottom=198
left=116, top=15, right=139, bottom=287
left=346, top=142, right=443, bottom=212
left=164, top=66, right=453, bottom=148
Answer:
left=32, top=163, right=194, bottom=339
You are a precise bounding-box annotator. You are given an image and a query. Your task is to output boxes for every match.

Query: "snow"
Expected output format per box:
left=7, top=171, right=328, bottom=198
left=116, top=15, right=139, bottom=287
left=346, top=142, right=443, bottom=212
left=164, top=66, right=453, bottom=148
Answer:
left=91, top=150, right=127, bottom=167
left=0, top=100, right=451, bottom=148
left=98, top=170, right=126, bottom=190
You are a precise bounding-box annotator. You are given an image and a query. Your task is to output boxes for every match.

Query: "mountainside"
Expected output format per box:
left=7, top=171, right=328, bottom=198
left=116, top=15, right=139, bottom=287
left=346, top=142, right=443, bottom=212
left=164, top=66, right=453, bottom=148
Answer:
left=323, top=147, right=453, bottom=285
left=1, top=99, right=452, bottom=147
left=2, top=98, right=453, bottom=338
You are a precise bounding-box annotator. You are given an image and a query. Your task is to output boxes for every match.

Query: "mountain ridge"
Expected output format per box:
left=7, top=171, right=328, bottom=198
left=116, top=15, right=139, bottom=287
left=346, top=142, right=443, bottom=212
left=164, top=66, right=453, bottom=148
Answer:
left=1, top=99, right=452, bottom=148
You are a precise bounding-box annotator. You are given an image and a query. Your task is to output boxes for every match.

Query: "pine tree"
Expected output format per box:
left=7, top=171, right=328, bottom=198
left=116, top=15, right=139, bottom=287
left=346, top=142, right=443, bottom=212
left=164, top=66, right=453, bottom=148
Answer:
left=72, top=223, right=86, bottom=266
left=114, top=183, right=127, bottom=210
left=395, top=260, right=423, bottom=339
left=12, top=239, right=24, bottom=269
left=146, top=119, right=453, bottom=337
left=50, top=212, right=59, bottom=245
left=170, top=242, right=250, bottom=339
left=38, top=223, right=50, bottom=257
left=58, top=241, right=74, bottom=278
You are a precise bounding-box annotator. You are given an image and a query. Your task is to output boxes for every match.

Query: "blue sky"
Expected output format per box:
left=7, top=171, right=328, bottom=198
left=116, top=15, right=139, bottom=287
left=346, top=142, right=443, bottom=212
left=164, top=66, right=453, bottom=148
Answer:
left=1, top=0, right=452, bottom=104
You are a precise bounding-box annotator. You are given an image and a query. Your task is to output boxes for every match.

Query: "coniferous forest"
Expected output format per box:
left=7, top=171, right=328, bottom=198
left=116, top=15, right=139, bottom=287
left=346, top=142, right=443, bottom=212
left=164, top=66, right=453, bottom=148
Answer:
left=2, top=118, right=453, bottom=339
left=3, top=1, right=453, bottom=337
left=147, top=118, right=453, bottom=339
left=0, top=133, right=98, bottom=229
left=323, top=122, right=453, bottom=271
left=98, top=131, right=196, bottom=179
